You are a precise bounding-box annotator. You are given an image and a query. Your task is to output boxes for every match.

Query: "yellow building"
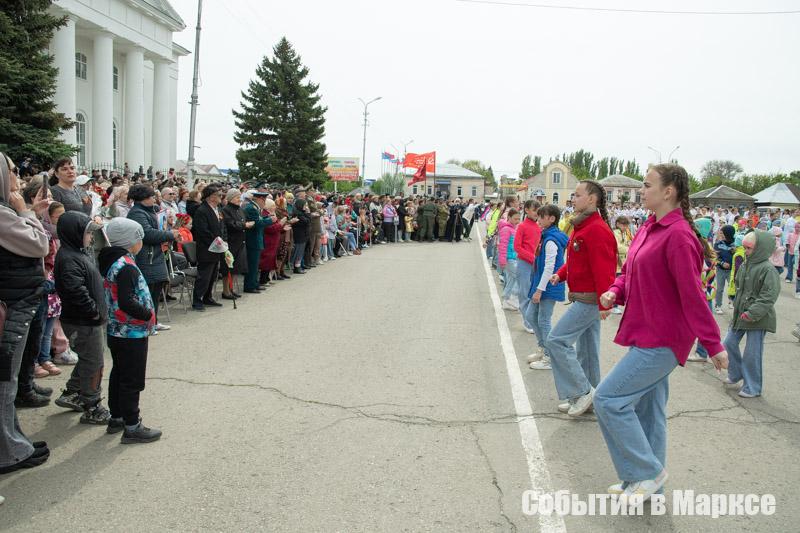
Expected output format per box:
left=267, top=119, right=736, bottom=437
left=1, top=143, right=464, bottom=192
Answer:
left=404, top=163, right=485, bottom=199
left=524, top=161, right=579, bottom=206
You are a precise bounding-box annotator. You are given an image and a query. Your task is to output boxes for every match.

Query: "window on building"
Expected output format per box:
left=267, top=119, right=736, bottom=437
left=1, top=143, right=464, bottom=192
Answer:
left=412, top=185, right=418, bottom=195
left=457, top=185, right=462, bottom=197
left=471, top=186, right=477, bottom=197
left=75, top=52, right=87, bottom=80
left=552, top=171, right=561, bottom=185
left=552, top=192, right=560, bottom=204
left=75, top=112, right=86, bottom=167
left=427, top=186, right=432, bottom=195
left=113, top=66, right=119, bottom=90
left=112, top=121, right=118, bottom=168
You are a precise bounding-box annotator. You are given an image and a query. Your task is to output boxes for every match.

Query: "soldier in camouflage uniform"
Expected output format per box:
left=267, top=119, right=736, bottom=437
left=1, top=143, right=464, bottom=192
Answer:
left=436, top=199, right=449, bottom=240
left=420, top=198, right=437, bottom=242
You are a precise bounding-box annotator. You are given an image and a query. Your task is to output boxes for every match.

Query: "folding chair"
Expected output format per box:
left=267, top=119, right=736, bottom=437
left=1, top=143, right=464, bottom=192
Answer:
left=175, top=242, right=199, bottom=309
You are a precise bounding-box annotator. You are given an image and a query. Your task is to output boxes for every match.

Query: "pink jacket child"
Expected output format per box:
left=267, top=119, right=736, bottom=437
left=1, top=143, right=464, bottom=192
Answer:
left=768, top=226, right=785, bottom=268
left=496, top=218, right=517, bottom=269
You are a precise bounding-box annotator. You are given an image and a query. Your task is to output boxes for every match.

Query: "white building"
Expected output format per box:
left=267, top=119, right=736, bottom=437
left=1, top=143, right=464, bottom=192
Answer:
left=49, top=0, right=188, bottom=173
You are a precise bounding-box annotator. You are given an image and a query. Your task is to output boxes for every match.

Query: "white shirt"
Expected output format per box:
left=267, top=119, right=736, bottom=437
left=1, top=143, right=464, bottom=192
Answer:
left=536, top=240, right=558, bottom=292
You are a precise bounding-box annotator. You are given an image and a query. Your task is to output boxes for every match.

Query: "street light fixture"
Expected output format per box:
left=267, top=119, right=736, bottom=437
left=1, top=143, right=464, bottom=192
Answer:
left=358, top=96, right=382, bottom=183
left=667, top=145, right=680, bottom=163
left=647, top=146, right=662, bottom=164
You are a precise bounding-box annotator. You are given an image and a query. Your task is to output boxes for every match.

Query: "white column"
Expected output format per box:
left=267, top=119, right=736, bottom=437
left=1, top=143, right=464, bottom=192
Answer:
left=92, top=33, right=114, bottom=167
left=151, top=59, right=171, bottom=171
left=124, top=47, right=145, bottom=170
left=52, top=17, right=76, bottom=147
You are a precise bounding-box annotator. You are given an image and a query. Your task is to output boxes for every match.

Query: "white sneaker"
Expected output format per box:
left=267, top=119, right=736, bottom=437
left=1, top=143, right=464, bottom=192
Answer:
left=501, top=301, right=516, bottom=311
left=53, top=348, right=78, bottom=365
left=557, top=401, right=571, bottom=413
left=738, top=390, right=760, bottom=398
left=786, top=278, right=793, bottom=284
left=608, top=482, right=627, bottom=495
left=622, top=470, right=668, bottom=503
left=530, top=357, right=551, bottom=370
left=151, top=330, right=159, bottom=336
left=155, top=323, right=171, bottom=331
left=568, top=387, right=594, bottom=417
left=523, top=325, right=536, bottom=334
left=0, top=494, right=4, bottom=505
left=723, top=378, right=742, bottom=389
left=795, top=293, right=800, bottom=300
left=526, top=352, right=543, bottom=364
left=714, top=306, right=723, bottom=315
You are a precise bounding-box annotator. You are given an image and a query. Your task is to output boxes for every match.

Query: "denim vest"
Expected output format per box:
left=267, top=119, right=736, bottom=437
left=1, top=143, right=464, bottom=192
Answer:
left=104, top=254, right=156, bottom=338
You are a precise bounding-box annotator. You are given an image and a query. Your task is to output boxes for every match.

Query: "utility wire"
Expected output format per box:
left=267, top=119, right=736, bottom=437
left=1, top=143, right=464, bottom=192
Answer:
left=456, top=0, right=800, bottom=15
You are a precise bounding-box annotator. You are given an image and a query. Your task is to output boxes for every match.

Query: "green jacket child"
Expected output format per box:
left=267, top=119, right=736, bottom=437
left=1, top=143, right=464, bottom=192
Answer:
left=730, top=230, right=780, bottom=333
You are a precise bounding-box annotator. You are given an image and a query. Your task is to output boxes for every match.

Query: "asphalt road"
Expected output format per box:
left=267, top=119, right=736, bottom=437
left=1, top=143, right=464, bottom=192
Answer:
left=2, top=227, right=798, bottom=532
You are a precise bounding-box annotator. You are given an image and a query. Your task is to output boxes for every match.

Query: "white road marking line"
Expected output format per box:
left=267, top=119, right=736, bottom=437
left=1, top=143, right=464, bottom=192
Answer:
left=477, top=229, right=567, bottom=533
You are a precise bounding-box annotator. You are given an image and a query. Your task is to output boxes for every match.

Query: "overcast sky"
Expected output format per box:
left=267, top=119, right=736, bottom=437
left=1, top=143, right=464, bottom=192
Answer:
left=168, top=0, right=800, bottom=180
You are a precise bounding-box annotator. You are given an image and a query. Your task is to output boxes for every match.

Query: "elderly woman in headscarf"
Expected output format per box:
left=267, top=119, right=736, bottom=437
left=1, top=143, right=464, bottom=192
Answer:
left=0, top=153, right=52, bottom=475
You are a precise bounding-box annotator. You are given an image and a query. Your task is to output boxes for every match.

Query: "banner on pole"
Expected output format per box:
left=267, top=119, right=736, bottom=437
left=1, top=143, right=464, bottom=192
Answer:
left=325, top=157, right=360, bottom=182
left=403, top=152, right=436, bottom=174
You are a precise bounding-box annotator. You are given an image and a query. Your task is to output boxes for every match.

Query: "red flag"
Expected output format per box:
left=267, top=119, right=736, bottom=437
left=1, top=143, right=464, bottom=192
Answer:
left=403, top=151, right=436, bottom=174
left=408, top=162, right=427, bottom=186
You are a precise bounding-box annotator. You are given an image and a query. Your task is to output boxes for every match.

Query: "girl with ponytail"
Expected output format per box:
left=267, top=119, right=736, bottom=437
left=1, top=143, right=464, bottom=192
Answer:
left=594, top=163, right=728, bottom=502
left=543, top=180, right=617, bottom=416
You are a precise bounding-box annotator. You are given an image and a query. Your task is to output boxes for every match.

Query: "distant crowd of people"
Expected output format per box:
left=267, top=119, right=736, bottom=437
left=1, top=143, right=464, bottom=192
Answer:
left=481, top=163, right=789, bottom=503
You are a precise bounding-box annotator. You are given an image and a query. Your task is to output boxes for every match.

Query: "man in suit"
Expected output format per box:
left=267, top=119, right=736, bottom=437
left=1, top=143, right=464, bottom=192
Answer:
left=190, top=184, right=227, bottom=311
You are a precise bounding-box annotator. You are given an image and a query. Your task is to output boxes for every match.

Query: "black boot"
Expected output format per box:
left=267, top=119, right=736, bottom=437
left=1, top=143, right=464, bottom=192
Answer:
left=121, top=423, right=162, bottom=444
left=14, top=392, right=50, bottom=409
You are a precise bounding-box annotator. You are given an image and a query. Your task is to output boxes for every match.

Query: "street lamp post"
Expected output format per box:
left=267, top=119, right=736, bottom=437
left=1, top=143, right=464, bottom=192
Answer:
left=667, top=145, right=680, bottom=163
left=647, top=146, right=662, bottom=164
left=359, top=96, right=382, bottom=184
left=186, top=0, right=203, bottom=187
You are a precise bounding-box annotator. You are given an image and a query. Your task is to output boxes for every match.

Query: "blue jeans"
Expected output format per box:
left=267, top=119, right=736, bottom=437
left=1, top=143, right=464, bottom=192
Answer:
left=529, top=298, right=557, bottom=356
left=715, top=269, right=731, bottom=308
left=694, top=300, right=714, bottom=358
left=546, top=301, right=601, bottom=400
left=785, top=252, right=795, bottom=281
left=38, top=315, right=56, bottom=364
left=594, top=346, right=678, bottom=482
left=723, top=329, right=765, bottom=396
left=502, top=259, right=519, bottom=302
left=517, top=260, right=534, bottom=329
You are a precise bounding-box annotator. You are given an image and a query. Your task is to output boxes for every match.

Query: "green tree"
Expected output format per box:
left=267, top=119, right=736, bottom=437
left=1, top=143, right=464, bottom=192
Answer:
left=371, top=172, right=405, bottom=195
left=532, top=156, right=542, bottom=175
left=233, top=37, right=328, bottom=186
left=520, top=155, right=533, bottom=180
left=700, top=160, right=743, bottom=183
left=0, top=1, right=74, bottom=166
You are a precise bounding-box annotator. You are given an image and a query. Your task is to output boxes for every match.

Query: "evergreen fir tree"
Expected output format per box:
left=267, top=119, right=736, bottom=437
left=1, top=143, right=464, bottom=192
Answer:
left=233, top=37, right=327, bottom=185
left=0, top=0, right=74, bottom=166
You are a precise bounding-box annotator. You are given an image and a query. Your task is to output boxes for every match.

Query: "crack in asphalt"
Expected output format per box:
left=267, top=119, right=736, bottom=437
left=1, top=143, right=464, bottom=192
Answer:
left=469, top=426, right=518, bottom=533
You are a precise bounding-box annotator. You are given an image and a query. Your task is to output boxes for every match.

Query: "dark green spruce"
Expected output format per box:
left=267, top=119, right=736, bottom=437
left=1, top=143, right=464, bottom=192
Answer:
left=0, top=0, right=74, bottom=165
left=233, top=37, right=327, bottom=186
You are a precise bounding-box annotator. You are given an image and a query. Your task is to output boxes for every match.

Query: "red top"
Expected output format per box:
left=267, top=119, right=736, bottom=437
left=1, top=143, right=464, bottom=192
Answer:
left=555, top=211, right=617, bottom=310
left=608, top=208, right=724, bottom=365
left=514, top=217, right=541, bottom=264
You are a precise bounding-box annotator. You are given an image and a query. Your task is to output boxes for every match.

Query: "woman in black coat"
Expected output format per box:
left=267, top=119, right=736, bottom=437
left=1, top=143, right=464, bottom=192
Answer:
left=220, top=189, right=250, bottom=299
left=127, top=184, right=177, bottom=324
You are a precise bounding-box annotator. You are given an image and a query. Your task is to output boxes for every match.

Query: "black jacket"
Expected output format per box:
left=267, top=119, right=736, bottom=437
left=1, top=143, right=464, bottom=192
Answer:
left=54, top=211, right=107, bottom=326
left=127, top=202, right=174, bottom=284
left=98, top=246, right=152, bottom=321
left=292, top=199, right=311, bottom=243
left=191, top=201, right=227, bottom=264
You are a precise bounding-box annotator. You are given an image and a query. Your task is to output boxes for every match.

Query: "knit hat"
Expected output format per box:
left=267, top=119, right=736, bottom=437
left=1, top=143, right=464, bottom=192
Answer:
left=226, top=188, right=241, bottom=202
left=105, top=218, right=144, bottom=249
left=694, top=217, right=713, bottom=239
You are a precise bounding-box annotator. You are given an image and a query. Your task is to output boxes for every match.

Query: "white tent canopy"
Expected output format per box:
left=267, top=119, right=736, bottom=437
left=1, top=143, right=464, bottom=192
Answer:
left=752, top=183, right=800, bottom=206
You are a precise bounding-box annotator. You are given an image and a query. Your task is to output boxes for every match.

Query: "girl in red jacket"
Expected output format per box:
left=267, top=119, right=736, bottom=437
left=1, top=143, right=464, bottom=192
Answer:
left=546, top=180, right=617, bottom=417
